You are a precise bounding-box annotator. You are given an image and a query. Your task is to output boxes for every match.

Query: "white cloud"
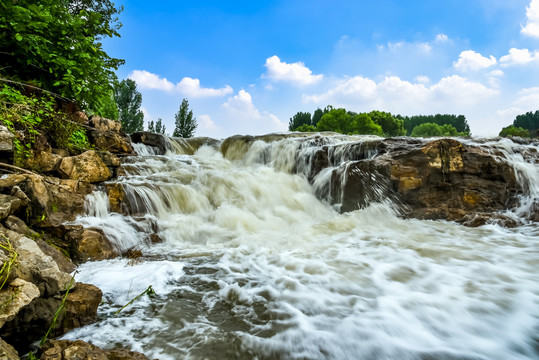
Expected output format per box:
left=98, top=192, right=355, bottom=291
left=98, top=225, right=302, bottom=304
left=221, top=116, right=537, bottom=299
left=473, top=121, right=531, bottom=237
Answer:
left=128, top=70, right=233, bottom=97
left=222, top=90, right=286, bottom=134
left=264, top=55, right=323, bottom=86
left=522, top=0, right=539, bottom=38
left=177, top=77, right=233, bottom=97
left=453, top=50, right=497, bottom=72
left=415, top=75, right=431, bottom=84
left=513, top=87, right=539, bottom=107
left=499, top=48, right=539, bottom=66
left=198, top=114, right=219, bottom=131
left=435, top=34, right=449, bottom=42
left=129, top=70, right=175, bottom=91
left=303, top=75, right=498, bottom=109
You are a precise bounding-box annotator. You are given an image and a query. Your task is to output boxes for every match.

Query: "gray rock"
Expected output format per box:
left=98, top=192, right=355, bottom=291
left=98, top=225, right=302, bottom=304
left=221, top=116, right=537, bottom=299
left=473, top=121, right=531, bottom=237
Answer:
left=0, top=195, right=22, bottom=221
left=0, top=337, right=19, bottom=360
left=0, top=278, right=40, bottom=328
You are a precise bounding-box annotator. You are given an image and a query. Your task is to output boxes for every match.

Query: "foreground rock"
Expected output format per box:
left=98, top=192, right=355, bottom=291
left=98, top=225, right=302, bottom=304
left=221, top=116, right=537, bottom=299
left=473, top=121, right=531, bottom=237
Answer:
left=40, top=340, right=150, bottom=360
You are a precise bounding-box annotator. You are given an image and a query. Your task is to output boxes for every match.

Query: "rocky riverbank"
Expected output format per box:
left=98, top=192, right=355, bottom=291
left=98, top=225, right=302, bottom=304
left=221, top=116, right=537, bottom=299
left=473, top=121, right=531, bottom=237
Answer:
left=0, top=123, right=535, bottom=358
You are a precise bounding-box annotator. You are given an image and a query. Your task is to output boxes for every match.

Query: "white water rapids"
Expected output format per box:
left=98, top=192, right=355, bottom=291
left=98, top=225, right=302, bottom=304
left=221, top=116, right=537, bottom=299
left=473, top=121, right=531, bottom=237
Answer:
left=63, top=135, right=538, bottom=360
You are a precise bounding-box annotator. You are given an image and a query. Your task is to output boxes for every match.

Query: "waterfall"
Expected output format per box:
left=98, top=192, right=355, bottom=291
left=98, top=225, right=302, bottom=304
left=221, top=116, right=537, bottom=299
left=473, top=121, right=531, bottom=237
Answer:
left=65, top=134, right=538, bottom=360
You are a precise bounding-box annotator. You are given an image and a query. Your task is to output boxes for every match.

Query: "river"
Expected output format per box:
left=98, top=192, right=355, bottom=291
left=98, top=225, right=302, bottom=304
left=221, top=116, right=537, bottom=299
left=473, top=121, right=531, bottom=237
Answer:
left=62, top=134, right=538, bottom=360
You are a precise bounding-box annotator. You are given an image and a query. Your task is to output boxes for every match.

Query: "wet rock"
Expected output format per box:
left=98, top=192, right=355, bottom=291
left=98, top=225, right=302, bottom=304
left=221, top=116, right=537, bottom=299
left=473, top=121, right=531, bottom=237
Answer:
left=130, top=131, right=167, bottom=154
left=0, top=195, right=22, bottom=221
left=0, top=279, right=40, bottom=328
left=97, top=151, right=121, bottom=168
left=149, top=233, right=162, bottom=244
left=124, top=248, right=143, bottom=259
left=0, top=174, right=93, bottom=228
left=322, top=138, right=524, bottom=223
left=65, top=228, right=119, bottom=263
left=105, top=183, right=130, bottom=214
left=88, top=130, right=134, bottom=155
left=3, top=216, right=38, bottom=238
left=0, top=338, right=19, bottom=360
left=40, top=339, right=150, bottom=360
left=89, top=116, right=122, bottom=133
left=60, top=283, right=102, bottom=333
left=58, top=150, right=111, bottom=183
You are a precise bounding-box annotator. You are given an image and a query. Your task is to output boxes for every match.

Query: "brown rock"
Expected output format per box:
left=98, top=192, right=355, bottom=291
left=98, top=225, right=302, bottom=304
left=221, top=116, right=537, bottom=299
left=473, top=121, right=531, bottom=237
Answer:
left=0, top=126, right=14, bottom=153
left=0, top=278, right=40, bottom=328
left=71, top=111, right=89, bottom=125
left=40, top=339, right=150, bottom=360
left=61, top=283, right=102, bottom=332
left=65, top=228, right=119, bottom=263
left=3, top=215, right=38, bottom=238
left=130, top=131, right=168, bottom=154
left=0, top=195, right=22, bottom=221
left=89, top=130, right=134, bottom=155
left=52, top=148, right=70, bottom=158
left=0, top=338, right=19, bottom=360
left=58, top=150, right=111, bottom=183
left=89, top=116, right=122, bottom=133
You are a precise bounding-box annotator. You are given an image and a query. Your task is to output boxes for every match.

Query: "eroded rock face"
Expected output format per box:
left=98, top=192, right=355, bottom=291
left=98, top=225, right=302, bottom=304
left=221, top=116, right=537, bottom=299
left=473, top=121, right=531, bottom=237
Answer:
left=0, top=279, right=40, bottom=328
left=88, top=130, right=134, bottom=155
left=58, top=150, right=111, bottom=183
left=40, top=340, right=150, bottom=360
left=65, top=228, right=119, bottom=263
left=130, top=131, right=168, bottom=154
left=88, top=116, right=122, bottom=133
left=322, top=138, right=524, bottom=223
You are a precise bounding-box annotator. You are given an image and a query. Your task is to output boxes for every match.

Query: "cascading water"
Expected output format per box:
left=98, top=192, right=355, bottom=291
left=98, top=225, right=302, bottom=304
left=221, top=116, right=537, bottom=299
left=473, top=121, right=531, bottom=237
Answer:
left=63, top=134, right=538, bottom=360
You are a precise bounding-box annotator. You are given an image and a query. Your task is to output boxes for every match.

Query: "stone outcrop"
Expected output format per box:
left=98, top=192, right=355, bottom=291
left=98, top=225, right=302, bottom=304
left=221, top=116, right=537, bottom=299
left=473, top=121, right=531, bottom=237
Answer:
left=65, top=228, right=119, bottom=263
left=40, top=339, right=150, bottom=360
left=88, top=116, right=122, bottom=133
left=309, top=137, right=525, bottom=224
left=88, top=130, right=134, bottom=155
left=58, top=150, right=111, bottom=183
left=0, top=338, right=19, bottom=360
left=130, top=131, right=168, bottom=154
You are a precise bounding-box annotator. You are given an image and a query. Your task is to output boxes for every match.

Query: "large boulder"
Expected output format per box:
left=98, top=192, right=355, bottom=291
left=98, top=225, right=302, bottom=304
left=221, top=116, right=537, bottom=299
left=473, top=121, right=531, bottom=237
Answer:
left=40, top=339, right=150, bottom=360
left=58, top=150, right=111, bottom=183
left=88, top=116, right=122, bottom=133
left=312, top=138, right=525, bottom=224
left=88, top=130, right=134, bottom=155
left=130, top=131, right=168, bottom=154
left=0, top=279, right=40, bottom=328
left=65, top=228, right=119, bottom=263
left=0, top=174, right=93, bottom=228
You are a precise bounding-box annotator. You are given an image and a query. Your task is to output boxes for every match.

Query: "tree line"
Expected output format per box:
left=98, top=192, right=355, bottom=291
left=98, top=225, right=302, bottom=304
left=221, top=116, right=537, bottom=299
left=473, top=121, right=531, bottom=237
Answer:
left=288, top=107, right=470, bottom=137
left=499, top=111, right=539, bottom=138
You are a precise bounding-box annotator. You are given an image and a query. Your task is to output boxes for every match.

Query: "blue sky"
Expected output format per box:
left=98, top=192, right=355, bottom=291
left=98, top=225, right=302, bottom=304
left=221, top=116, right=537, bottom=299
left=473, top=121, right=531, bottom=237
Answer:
left=107, top=0, right=539, bottom=137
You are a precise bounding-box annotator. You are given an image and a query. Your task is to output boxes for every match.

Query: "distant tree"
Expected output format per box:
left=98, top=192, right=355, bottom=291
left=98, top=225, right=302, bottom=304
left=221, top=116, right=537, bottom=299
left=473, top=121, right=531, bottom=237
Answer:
left=289, top=112, right=312, bottom=131
left=499, top=125, right=529, bottom=138
left=368, top=111, right=406, bottom=136
left=311, top=108, right=326, bottom=126
left=411, top=122, right=462, bottom=137
left=295, top=124, right=316, bottom=132
left=155, top=118, right=166, bottom=134
left=402, top=114, right=470, bottom=135
left=351, top=113, right=383, bottom=135
left=114, top=79, right=144, bottom=134
left=173, top=98, right=197, bottom=138
left=147, top=120, right=155, bottom=132
left=316, top=108, right=353, bottom=134
left=513, top=111, right=539, bottom=132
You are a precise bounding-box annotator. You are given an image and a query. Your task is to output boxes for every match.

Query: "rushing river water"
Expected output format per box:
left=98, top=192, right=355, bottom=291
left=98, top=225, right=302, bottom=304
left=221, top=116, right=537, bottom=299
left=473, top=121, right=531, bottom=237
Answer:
left=63, top=134, right=538, bottom=360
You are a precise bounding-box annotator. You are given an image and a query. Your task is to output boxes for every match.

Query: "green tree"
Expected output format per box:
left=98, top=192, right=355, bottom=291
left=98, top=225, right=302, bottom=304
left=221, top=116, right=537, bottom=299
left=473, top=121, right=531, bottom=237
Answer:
left=513, top=111, right=539, bottom=132
left=316, top=108, right=353, bottom=134
left=295, top=124, right=316, bottom=132
left=499, top=125, right=529, bottom=138
left=368, top=111, right=406, bottom=136
left=155, top=118, right=166, bottom=134
left=147, top=120, right=155, bottom=132
left=351, top=113, right=383, bottom=135
left=311, top=108, right=325, bottom=127
left=114, top=79, right=144, bottom=134
left=91, top=89, right=118, bottom=120
left=402, top=114, right=470, bottom=135
left=0, top=0, right=124, bottom=110
left=411, top=123, right=444, bottom=137
left=173, top=99, right=197, bottom=138
left=288, top=111, right=311, bottom=131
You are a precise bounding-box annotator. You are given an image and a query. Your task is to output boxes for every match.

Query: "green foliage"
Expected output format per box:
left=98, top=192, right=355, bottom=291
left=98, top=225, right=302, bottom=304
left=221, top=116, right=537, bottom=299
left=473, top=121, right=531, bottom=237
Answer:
left=0, top=0, right=124, bottom=110
left=155, top=118, right=166, bottom=134
left=400, top=114, right=470, bottom=135
left=369, top=110, right=406, bottom=136
left=311, top=108, right=325, bottom=127
left=114, top=79, right=144, bottom=134
left=513, top=111, right=539, bottom=132
left=0, top=85, right=91, bottom=161
left=173, top=99, right=197, bottom=138
left=114, top=285, right=155, bottom=315
left=317, top=108, right=352, bottom=133
left=351, top=113, right=383, bottom=136
left=0, top=235, right=18, bottom=291
left=288, top=111, right=311, bottom=131
left=499, top=125, right=530, bottom=138
left=90, top=89, right=119, bottom=120
left=147, top=120, right=155, bottom=132
left=411, top=122, right=463, bottom=137
left=295, top=124, right=316, bottom=132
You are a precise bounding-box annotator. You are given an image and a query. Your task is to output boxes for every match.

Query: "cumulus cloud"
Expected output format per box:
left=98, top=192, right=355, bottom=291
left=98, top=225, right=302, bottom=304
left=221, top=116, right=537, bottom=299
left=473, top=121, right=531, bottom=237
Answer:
left=198, top=114, right=219, bottom=131
left=522, top=0, right=539, bottom=38
left=128, top=70, right=233, bottom=97
left=264, top=55, right=323, bottom=86
left=303, top=75, right=498, bottom=109
left=435, top=34, right=449, bottom=42
left=222, top=90, right=286, bottom=134
left=454, top=50, right=497, bottom=72
left=499, top=48, right=539, bottom=66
